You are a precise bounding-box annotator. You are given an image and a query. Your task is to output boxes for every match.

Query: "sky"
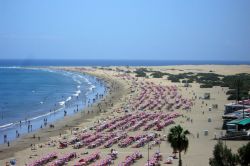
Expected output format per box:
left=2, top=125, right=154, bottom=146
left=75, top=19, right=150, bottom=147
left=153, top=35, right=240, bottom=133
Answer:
left=0, top=0, right=250, bottom=61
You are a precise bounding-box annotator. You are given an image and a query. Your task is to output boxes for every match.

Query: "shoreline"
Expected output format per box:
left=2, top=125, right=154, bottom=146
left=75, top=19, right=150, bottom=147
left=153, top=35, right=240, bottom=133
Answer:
left=0, top=67, right=128, bottom=160
left=0, top=67, right=106, bottom=144
left=0, top=65, right=249, bottom=166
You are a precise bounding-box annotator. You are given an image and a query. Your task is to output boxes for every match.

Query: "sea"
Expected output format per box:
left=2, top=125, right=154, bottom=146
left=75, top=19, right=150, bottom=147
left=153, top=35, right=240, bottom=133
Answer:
left=0, top=67, right=106, bottom=144
left=0, top=59, right=250, bottom=66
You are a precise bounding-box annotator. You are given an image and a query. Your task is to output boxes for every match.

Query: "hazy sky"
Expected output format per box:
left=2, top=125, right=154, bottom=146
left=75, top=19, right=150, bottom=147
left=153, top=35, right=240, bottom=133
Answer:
left=0, top=0, right=250, bottom=60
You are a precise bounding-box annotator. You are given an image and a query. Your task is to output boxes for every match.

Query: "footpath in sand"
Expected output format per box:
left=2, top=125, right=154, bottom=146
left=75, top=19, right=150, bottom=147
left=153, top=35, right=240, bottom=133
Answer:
left=0, top=65, right=249, bottom=166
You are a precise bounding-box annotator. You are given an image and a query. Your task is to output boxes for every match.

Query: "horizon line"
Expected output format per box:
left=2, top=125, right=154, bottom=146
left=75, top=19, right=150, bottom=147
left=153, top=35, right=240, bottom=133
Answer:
left=0, top=59, right=250, bottom=62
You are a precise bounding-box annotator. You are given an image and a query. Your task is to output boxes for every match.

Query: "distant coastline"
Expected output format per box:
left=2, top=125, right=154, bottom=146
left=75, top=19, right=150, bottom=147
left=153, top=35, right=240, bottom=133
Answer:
left=1, top=59, right=250, bottom=67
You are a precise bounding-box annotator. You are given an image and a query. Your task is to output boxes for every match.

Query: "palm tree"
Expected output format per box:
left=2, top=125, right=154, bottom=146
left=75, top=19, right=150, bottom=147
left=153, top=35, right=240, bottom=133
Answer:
left=167, top=125, right=190, bottom=166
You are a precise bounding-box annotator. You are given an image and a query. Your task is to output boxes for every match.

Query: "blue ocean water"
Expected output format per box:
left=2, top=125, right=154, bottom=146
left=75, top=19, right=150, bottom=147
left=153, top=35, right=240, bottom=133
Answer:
left=0, top=59, right=250, bottom=66
left=0, top=68, right=77, bottom=126
left=0, top=67, right=106, bottom=143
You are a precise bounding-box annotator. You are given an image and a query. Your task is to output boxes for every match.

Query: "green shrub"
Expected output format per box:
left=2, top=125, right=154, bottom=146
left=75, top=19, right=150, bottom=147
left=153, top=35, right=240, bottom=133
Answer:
left=151, top=71, right=166, bottom=78
left=200, top=84, right=213, bottom=88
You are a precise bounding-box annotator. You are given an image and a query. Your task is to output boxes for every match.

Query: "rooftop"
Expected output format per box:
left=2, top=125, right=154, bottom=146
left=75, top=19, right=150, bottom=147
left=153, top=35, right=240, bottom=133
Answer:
left=228, top=118, right=250, bottom=126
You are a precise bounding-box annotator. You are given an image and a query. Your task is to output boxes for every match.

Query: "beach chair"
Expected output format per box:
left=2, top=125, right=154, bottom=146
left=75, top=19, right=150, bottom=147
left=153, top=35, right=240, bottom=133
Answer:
left=164, top=157, right=173, bottom=164
left=58, top=141, right=67, bottom=149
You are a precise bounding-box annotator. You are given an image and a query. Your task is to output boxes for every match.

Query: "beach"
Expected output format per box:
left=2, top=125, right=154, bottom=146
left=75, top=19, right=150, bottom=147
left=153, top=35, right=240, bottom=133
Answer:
left=0, top=65, right=249, bottom=166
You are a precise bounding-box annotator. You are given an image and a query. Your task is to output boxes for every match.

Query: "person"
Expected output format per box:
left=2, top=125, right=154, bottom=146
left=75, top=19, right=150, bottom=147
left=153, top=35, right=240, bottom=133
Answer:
left=4, top=134, right=7, bottom=143
left=7, top=141, right=10, bottom=147
left=16, top=130, right=18, bottom=138
left=10, top=159, right=16, bottom=165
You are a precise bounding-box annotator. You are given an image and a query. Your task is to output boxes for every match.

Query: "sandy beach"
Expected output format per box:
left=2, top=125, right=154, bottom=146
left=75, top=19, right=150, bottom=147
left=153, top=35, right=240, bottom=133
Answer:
left=0, top=65, right=249, bottom=166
